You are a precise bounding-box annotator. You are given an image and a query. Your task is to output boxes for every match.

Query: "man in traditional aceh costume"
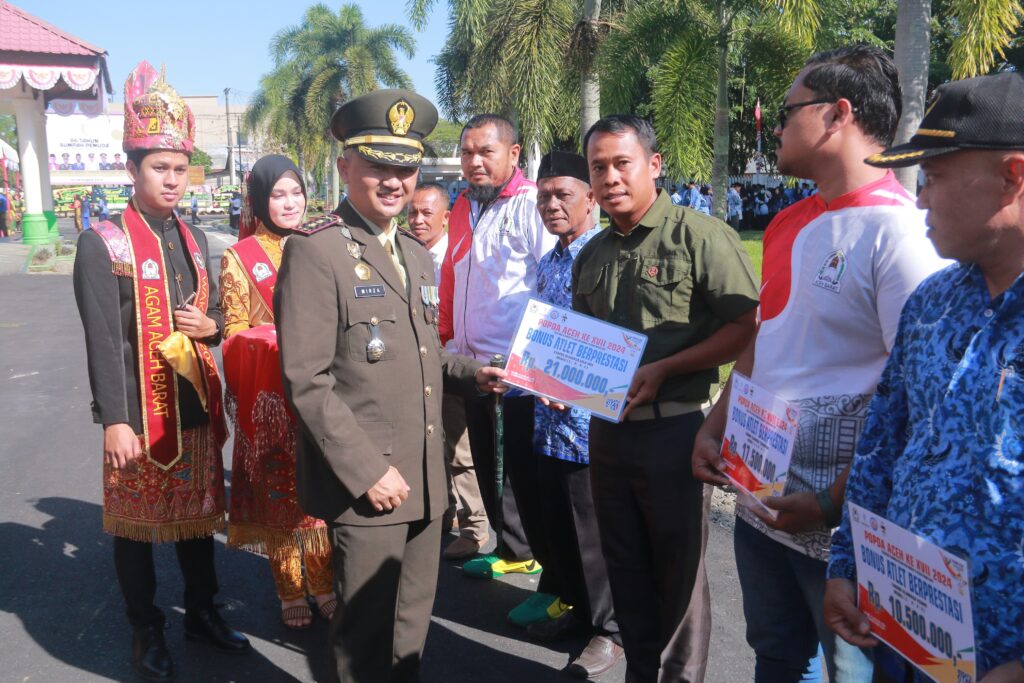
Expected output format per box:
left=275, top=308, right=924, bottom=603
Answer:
left=220, top=154, right=337, bottom=630
left=72, top=61, right=251, bottom=682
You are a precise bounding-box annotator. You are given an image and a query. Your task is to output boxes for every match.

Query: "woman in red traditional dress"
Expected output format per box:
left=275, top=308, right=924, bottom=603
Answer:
left=220, top=155, right=336, bottom=630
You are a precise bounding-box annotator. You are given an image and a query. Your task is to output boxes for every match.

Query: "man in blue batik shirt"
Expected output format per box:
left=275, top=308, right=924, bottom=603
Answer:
left=825, top=72, right=1024, bottom=683
left=670, top=185, right=684, bottom=206
left=683, top=181, right=705, bottom=213
left=526, top=150, right=623, bottom=678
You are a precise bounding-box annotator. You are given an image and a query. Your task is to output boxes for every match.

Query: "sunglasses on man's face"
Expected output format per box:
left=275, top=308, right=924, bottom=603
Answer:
left=776, top=98, right=836, bottom=129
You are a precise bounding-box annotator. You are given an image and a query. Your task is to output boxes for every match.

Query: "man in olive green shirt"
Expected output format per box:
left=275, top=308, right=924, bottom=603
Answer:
left=573, top=115, right=758, bottom=683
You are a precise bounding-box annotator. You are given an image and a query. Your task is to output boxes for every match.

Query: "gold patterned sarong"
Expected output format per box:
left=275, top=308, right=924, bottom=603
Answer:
left=103, top=425, right=226, bottom=542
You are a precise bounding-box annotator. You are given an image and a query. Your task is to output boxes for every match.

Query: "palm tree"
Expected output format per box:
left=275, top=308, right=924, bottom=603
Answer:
left=409, top=0, right=627, bottom=172
left=244, top=61, right=327, bottom=191
left=577, top=0, right=603, bottom=146
left=601, top=0, right=819, bottom=218
left=893, top=0, right=1023, bottom=192
left=247, top=4, right=415, bottom=207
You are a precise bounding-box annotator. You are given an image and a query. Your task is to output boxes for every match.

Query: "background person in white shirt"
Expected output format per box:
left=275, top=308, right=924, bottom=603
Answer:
left=408, top=182, right=450, bottom=280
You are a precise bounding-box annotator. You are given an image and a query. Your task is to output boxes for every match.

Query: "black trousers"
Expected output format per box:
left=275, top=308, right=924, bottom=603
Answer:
left=113, top=536, right=219, bottom=629
left=465, top=395, right=548, bottom=580
left=536, top=454, right=619, bottom=642
left=589, top=411, right=711, bottom=683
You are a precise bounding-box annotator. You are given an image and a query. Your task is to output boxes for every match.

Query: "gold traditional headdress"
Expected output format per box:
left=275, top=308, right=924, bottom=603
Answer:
left=122, top=61, right=195, bottom=154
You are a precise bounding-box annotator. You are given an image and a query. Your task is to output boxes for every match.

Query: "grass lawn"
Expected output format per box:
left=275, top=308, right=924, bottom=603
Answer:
left=738, top=230, right=763, bottom=277
left=719, top=230, right=764, bottom=384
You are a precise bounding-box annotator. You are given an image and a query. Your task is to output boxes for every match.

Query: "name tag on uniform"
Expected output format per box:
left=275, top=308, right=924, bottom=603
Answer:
left=354, top=285, right=386, bottom=298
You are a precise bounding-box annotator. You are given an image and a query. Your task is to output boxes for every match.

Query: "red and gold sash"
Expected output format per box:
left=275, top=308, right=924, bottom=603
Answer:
left=121, top=200, right=226, bottom=469
left=228, top=236, right=277, bottom=313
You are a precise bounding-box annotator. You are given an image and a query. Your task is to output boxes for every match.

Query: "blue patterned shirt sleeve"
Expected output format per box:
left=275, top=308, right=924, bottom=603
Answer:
left=828, top=264, right=1024, bottom=677
left=828, top=321, right=909, bottom=581
left=533, top=228, right=600, bottom=464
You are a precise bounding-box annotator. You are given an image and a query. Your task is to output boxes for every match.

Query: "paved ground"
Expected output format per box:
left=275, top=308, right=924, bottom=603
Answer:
left=0, top=237, right=29, bottom=274
left=0, top=218, right=755, bottom=682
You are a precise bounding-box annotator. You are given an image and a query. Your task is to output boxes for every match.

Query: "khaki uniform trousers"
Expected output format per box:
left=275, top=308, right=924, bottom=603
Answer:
left=442, top=393, right=489, bottom=542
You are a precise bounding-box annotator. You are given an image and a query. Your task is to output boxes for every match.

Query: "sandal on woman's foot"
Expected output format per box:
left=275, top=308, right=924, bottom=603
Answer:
left=315, top=596, right=337, bottom=621
left=281, top=603, right=313, bottom=630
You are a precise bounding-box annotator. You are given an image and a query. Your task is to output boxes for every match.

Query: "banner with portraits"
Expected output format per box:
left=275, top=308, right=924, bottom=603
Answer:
left=46, top=112, right=130, bottom=184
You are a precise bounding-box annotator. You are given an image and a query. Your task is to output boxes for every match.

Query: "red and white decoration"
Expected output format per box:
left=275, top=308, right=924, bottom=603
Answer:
left=0, top=63, right=99, bottom=91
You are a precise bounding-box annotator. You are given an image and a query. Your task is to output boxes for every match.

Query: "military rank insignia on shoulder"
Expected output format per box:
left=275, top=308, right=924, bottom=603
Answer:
left=398, top=228, right=426, bottom=247
left=293, top=213, right=344, bottom=236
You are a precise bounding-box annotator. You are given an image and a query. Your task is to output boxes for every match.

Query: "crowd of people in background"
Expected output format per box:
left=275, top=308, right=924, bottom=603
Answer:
left=666, top=180, right=819, bottom=231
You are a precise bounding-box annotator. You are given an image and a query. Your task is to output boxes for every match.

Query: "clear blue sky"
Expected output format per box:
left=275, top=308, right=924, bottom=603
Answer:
left=21, top=0, right=448, bottom=108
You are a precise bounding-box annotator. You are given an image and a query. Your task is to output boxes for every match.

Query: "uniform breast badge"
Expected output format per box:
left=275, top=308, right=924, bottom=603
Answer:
left=355, top=263, right=372, bottom=281
left=366, top=323, right=386, bottom=362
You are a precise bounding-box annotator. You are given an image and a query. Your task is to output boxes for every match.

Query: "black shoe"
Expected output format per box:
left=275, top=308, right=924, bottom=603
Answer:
left=132, top=624, right=175, bottom=681
left=183, top=608, right=252, bottom=655
left=526, top=610, right=589, bottom=643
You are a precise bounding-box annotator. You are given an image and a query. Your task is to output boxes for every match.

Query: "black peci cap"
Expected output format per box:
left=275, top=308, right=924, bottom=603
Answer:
left=867, top=71, right=1024, bottom=168
left=330, top=89, right=438, bottom=168
left=537, top=150, right=590, bottom=185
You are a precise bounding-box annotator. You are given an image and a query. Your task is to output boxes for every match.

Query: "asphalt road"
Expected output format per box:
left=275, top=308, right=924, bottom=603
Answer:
left=0, top=220, right=754, bottom=682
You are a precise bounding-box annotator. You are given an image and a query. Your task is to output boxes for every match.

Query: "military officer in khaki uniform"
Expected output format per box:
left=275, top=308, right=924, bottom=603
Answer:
left=275, top=90, right=507, bottom=683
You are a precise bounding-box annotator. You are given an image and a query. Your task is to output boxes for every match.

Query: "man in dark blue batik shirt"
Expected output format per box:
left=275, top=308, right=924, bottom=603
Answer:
left=825, top=71, right=1024, bottom=683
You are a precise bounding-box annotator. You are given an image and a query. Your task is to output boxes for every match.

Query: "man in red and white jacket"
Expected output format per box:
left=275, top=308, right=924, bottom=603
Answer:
left=439, top=114, right=561, bottom=625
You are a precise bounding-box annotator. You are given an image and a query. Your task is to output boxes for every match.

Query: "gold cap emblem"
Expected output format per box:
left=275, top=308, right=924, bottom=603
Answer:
left=388, top=100, right=414, bottom=136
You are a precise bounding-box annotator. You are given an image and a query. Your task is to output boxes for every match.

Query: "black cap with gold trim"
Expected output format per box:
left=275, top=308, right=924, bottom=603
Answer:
left=867, top=71, right=1024, bottom=168
left=330, top=89, right=438, bottom=168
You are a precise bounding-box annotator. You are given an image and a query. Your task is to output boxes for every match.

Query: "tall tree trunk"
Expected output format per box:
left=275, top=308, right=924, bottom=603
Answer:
left=579, top=0, right=603, bottom=226
left=893, top=0, right=931, bottom=194
left=329, top=137, right=341, bottom=208
left=578, top=0, right=602, bottom=150
left=525, top=138, right=542, bottom=180
left=710, top=12, right=730, bottom=221
left=296, top=145, right=306, bottom=191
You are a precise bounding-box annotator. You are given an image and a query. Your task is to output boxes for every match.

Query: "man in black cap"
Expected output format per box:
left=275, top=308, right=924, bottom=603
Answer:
left=527, top=151, right=623, bottom=677
left=825, top=71, right=1024, bottom=683
left=275, top=89, right=508, bottom=683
